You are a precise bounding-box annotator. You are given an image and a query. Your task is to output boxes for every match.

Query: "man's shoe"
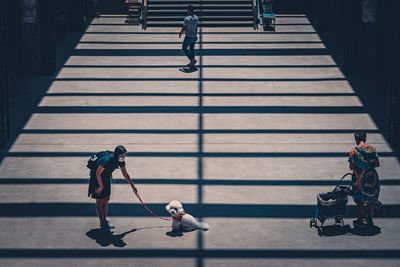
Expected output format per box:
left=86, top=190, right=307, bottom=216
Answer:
left=188, top=59, right=197, bottom=68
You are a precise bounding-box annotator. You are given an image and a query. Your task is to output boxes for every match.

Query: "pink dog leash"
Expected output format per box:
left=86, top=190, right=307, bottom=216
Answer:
left=134, top=191, right=172, bottom=221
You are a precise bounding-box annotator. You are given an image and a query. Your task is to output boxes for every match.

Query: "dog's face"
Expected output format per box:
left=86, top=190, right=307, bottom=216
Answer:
left=169, top=208, right=180, bottom=218
left=166, top=200, right=184, bottom=218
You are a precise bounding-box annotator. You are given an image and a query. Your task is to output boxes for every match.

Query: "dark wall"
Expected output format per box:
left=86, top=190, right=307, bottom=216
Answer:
left=0, top=0, right=87, bottom=150
left=0, top=0, right=20, bottom=149
left=40, top=0, right=57, bottom=75
left=306, top=0, right=384, bottom=75
left=7, top=0, right=23, bottom=93
left=19, top=0, right=85, bottom=76
left=56, top=0, right=86, bottom=36
left=387, top=0, right=400, bottom=149
left=0, top=1, right=9, bottom=149
left=306, top=0, right=400, bottom=152
left=273, top=0, right=307, bottom=14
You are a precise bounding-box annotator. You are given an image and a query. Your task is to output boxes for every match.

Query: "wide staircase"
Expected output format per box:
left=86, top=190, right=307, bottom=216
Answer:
left=143, top=0, right=255, bottom=28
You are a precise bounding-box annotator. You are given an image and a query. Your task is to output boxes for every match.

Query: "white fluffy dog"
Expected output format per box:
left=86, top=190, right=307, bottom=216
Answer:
left=165, top=200, right=209, bottom=232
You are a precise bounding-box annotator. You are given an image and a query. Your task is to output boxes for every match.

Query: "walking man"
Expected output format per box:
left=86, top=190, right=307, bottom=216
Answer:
left=179, top=5, right=199, bottom=69
left=88, top=145, right=137, bottom=233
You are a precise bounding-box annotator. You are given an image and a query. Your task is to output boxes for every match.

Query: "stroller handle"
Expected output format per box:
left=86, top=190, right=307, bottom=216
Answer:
left=333, top=173, right=353, bottom=192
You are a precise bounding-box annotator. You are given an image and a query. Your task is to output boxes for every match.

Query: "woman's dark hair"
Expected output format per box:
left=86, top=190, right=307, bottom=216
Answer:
left=114, top=145, right=127, bottom=157
left=187, top=4, right=194, bottom=12
left=354, top=131, right=367, bottom=145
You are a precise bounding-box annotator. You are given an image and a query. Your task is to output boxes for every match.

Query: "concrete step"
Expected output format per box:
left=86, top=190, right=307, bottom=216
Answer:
left=148, top=5, right=252, bottom=10
left=145, top=0, right=254, bottom=28
left=147, top=16, right=253, bottom=21
left=149, top=0, right=252, bottom=4
left=147, top=10, right=253, bottom=16
left=146, top=22, right=254, bottom=27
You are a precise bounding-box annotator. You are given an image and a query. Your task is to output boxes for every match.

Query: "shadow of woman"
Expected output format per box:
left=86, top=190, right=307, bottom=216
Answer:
left=86, top=226, right=170, bottom=247
left=317, top=224, right=381, bottom=237
left=318, top=224, right=352, bottom=237
left=86, top=228, right=137, bottom=247
left=350, top=224, right=382, bottom=236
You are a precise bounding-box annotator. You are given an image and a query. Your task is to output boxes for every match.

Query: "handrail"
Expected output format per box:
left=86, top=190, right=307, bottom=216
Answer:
left=252, top=0, right=258, bottom=29
left=141, top=0, right=148, bottom=30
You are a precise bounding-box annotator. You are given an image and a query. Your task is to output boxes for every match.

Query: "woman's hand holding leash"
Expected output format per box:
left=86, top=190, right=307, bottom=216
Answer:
left=95, top=186, right=103, bottom=194
left=131, top=184, right=137, bottom=194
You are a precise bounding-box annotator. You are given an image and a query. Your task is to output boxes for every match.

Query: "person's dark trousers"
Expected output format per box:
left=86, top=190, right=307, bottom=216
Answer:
left=182, top=36, right=198, bottom=61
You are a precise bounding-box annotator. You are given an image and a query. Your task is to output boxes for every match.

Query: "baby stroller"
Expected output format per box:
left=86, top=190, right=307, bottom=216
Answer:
left=310, top=173, right=353, bottom=235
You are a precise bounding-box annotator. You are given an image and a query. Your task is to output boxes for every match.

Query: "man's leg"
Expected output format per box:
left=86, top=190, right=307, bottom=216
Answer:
left=189, top=41, right=195, bottom=60
left=188, top=40, right=197, bottom=67
left=182, top=37, right=194, bottom=62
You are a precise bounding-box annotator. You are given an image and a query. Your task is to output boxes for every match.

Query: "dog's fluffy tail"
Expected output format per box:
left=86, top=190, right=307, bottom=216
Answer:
left=197, top=222, right=210, bottom=231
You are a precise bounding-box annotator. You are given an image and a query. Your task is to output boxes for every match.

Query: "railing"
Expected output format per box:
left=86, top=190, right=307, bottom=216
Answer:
left=252, top=0, right=258, bottom=30
left=141, top=0, right=148, bottom=30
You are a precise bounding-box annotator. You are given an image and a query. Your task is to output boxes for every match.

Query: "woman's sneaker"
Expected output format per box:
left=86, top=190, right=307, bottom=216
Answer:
left=100, top=221, right=114, bottom=233
left=106, top=220, right=115, bottom=229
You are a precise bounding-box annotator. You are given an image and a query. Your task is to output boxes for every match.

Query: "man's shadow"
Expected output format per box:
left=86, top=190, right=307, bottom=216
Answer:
left=318, top=224, right=381, bottom=237
left=179, top=67, right=198, bottom=73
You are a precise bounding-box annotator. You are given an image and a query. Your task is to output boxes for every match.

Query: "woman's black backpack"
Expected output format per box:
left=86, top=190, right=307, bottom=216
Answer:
left=87, top=150, right=113, bottom=197
left=87, top=150, right=113, bottom=170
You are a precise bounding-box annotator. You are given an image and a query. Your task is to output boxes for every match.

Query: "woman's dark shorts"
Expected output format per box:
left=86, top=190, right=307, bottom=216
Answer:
left=89, top=173, right=111, bottom=199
